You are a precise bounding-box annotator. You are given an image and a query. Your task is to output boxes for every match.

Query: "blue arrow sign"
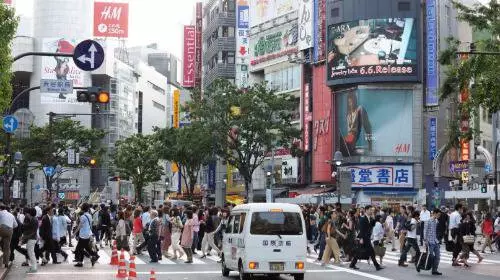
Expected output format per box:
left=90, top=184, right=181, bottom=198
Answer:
left=73, top=40, right=105, bottom=71
left=2, top=115, right=18, bottom=133
left=43, top=166, right=55, bottom=177
left=485, top=164, right=492, bottom=173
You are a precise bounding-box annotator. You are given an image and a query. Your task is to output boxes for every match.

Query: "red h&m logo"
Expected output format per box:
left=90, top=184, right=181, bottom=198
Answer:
left=94, top=2, right=129, bottom=38
left=394, top=144, right=411, bottom=154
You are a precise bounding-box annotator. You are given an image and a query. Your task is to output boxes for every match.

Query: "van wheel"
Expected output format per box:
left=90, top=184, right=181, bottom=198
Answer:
left=239, top=263, right=251, bottom=280
left=293, top=273, right=304, bottom=280
left=221, top=256, right=230, bottom=277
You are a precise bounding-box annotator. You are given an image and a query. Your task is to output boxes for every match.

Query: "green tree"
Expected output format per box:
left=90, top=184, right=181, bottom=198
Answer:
left=440, top=0, right=500, bottom=145
left=16, top=119, right=105, bottom=199
left=155, top=122, right=213, bottom=195
left=189, top=79, right=301, bottom=202
left=113, top=134, right=164, bottom=203
left=0, top=4, right=18, bottom=112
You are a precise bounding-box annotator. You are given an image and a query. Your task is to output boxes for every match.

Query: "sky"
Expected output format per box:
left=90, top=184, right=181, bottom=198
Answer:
left=12, top=0, right=199, bottom=58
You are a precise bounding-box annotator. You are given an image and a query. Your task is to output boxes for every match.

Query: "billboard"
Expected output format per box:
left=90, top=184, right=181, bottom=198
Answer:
left=93, top=2, right=129, bottom=38
left=183, top=25, right=196, bottom=88
left=311, top=65, right=333, bottom=182
left=236, top=0, right=250, bottom=88
left=40, top=38, right=84, bottom=104
left=298, top=0, right=313, bottom=50
left=327, top=18, right=418, bottom=85
left=336, top=88, right=413, bottom=158
left=348, top=165, right=413, bottom=188
left=250, top=23, right=298, bottom=67
left=195, top=2, right=203, bottom=88
left=425, top=0, right=439, bottom=106
left=249, top=0, right=298, bottom=27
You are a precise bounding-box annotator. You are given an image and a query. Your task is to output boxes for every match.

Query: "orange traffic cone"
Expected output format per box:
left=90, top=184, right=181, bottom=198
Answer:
left=110, top=240, right=119, bottom=265
left=149, top=268, right=156, bottom=280
left=128, top=255, right=137, bottom=280
left=116, top=249, right=127, bottom=278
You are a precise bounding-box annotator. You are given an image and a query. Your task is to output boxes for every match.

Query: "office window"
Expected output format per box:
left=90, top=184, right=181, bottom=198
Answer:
left=293, top=65, right=300, bottom=89
left=152, top=101, right=166, bottom=111
left=227, top=51, right=235, bottom=64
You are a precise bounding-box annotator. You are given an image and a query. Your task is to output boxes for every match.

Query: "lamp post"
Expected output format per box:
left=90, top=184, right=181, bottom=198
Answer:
left=333, top=151, right=343, bottom=205
left=494, top=142, right=499, bottom=212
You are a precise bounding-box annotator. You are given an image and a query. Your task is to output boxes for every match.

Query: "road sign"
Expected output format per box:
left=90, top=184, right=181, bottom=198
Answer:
left=73, top=40, right=105, bottom=71
left=485, top=164, right=492, bottom=173
left=35, top=184, right=41, bottom=191
left=67, top=149, right=75, bottom=165
left=58, top=192, right=65, bottom=200
left=40, top=79, right=73, bottom=94
left=2, top=115, right=18, bottom=133
left=43, top=166, right=55, bottom=177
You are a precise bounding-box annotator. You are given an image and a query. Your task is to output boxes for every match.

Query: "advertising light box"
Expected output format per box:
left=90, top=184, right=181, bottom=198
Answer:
left=326, top=18, right=418, bottom=85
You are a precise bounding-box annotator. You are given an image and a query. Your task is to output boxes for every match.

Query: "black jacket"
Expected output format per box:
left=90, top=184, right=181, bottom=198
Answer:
left=22, top=216, right=38, bottom=243
left=39, top=215, right=52, bottom=241
left=357, top=215, right=372, bottom=242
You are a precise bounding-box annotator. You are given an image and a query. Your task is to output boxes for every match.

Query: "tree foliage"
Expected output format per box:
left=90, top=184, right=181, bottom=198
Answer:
left=15, top=119, right=105, bottom=197
left=155, top=122, right=213, bottom=195
left=0, top=4, right=18, bottom=113
left=188, top=79, right=301, bottom=202
left=440, top=0, right=500, bottom=145
left=113, top=134, right=163, bottom=203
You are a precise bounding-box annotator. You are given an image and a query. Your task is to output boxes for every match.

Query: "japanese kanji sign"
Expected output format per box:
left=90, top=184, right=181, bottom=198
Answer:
left=348, top=165, right=413, bottom=188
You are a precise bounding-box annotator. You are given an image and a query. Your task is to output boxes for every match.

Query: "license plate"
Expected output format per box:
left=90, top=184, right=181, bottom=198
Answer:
left=269, top=262, right=284, bottom=271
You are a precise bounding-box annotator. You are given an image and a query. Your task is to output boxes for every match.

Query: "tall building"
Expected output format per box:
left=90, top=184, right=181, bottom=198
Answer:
left=202, top=0, right=237, bottom=89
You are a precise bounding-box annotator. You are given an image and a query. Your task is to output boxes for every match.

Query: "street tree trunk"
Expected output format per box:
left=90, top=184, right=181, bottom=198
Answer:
left=135, top=182, right=143, bottom=203
left=244, top=178, right=254, bottom=203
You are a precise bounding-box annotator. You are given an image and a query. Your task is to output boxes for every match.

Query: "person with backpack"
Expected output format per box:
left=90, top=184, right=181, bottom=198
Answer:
left=91, top=205, right=101, bottom=246
left=73, top=203, right=99, bottom=267
left=398, top=211, right=421, bottom=267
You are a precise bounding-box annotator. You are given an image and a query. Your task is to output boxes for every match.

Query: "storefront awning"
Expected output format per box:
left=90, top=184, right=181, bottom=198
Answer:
left=362, top=189, right=417, bottom=197
left=292, top=186, right=335, bottom=195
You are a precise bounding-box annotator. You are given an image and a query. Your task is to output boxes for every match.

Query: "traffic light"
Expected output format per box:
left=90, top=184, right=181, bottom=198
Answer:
left=480, top=183, right=487, bottom=193
left=89, top=158, right=97, bottom=166
left=77, top=87, right=110, bottom=104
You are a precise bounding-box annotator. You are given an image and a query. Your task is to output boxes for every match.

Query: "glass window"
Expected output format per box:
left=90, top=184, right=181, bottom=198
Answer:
left=250, top=212, right=303, bottom=235
left=226, top=215, right=234, bottom=234
left=228, top=27, right=235, bottom=37
left=288, top=67, right=294, bottom=90
left=239, top=213, right=246, bottom=233
left=293, top=66, right=300, bottom=89
left=233, top=214, right=241, bottom=234
left=228, top=0, right=235, bottom=11
left=282, top=68, right=288, bottom=91
left=227, top=51, right=235, bottom=64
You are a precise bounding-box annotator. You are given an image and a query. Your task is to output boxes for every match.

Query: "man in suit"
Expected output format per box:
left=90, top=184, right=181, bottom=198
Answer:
left=350, top=206, right=384, bottom=271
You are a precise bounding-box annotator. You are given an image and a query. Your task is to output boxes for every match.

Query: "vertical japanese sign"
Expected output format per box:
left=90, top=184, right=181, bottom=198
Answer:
left=429, top=117, right=437, bottom=160
left=183, top=25, right=196, bottom=88
left=426, top=0, right=439, bottom=106
left=208, top=162, right=216, bottom=190
left=93, top=2, right=129, bottom=38
left=313, top=0, right=326, bottom=63
left=236, top=0, right=250, bottom=88
left=303, top=82, right=312, bottom=151
left=195, top=2, right=203, bottom=88
left=459, top=53, right=470, bottom=161
left=173, top=89, right=180, bottom=128
left=298, top=0, right=313, bottom=50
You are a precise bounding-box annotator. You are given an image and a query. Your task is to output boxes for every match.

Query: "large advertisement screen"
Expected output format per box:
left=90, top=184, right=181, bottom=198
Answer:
left=337, top=88, right=413, bottom=158
left=40, top=38, right=84, bottom=104
left=327, top=18, right=418, bottom=85
left=249, top=0, right=298, bottom=27
left=93, top=2, right=129, bottom=38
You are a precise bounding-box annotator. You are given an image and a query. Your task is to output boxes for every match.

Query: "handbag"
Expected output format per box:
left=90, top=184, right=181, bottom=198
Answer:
left=373, top=240, right=386, bottom=257
left=463, top=234, right=475, bottom=244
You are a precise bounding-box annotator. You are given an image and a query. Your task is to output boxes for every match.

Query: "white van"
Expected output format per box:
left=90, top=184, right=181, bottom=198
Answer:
left=221, top=203, right=307, bottom=280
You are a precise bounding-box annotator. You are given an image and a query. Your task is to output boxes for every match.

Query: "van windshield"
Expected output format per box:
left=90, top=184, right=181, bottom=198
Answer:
left=250, top=212, right=303, bottom=235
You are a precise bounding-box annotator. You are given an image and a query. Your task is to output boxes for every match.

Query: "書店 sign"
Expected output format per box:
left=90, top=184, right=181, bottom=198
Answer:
left=348, top=165, right=413, bottom=188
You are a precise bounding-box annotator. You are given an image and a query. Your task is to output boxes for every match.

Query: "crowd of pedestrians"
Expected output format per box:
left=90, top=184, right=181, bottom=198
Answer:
left=0, top=200, right=498, bottom=275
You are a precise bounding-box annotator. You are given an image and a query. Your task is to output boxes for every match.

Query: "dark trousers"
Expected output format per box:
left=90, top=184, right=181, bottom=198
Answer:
left=42, top=239, right=57, bottom=262
left=419, top=222, right=425, bottom=245
left=183, top=246, right=193, bottom=262
left=350, top=242, right=380, bottom=268
left=399, top=237, right=420, bottom=264
left=137, top=231, right=150, bottom=251
left=92, top=226, right=101, bottom=242
left=192, top=232, right=199, bottom=252
left=52, top=239, right=68, bottom=261
left=10, top=242, right=28, bottom=262
left=75, top=238, right=97, bottom=263
left=451, top=228, right=462, bottom=261
left=67, top=225, right=73, bottom=245
left=147, top=234, right=161, bottom=262
left=317, top=232, right=326, bottom=260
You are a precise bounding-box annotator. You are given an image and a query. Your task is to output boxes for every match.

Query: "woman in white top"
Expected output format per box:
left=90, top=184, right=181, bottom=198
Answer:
left=116, top=211, right=130, bottom=251
left=384, top=209, right=395, bottom=251
left=372, top=215, right=385, bottom=265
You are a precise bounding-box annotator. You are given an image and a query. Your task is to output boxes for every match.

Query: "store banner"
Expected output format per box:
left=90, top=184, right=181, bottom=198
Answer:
left=327, top=18, right=419, bottom=85
left=173, top=89, right=180, bottom=128
left=426, top=0, right=439, bottom=106
left=195, top=2, right=203, bottom=88
left=40, top=38, right=84, bottom=104
left=250, top=23, right=298, bottom=66
left=249, top=0, right=298, bottom=27
left=336, top=88, right=413, bottom=158
left=429, top=117, right=437, bottom=160
left=348, top=165, right=413, bottom=188
left=208, top=161, right=216, bottom=190
left=236, top=0, right=250, bottom=88
left=313, top=0, right=326, bottom=63
left=182, top=25, right=196, bottom=88
left=303, top=82, right=311, bottom=152
left=298, top=0, right=313, bottom=50
left=281, top=157, right=298, bottom=180
left=94, top=2, right=129, bottom=38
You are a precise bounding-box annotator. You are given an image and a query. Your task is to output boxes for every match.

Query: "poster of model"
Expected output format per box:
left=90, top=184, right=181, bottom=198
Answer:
left=327, top=18, right=418, bottom=85
left=336, top=88, right=413, bottom=158
left=40, top=38, right=84, bottom=104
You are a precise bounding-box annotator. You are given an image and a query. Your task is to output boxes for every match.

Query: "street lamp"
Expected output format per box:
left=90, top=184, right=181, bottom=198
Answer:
left=333, top=151, right=343, bottom=204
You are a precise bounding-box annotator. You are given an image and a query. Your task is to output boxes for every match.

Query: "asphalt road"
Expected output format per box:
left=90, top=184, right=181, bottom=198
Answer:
left=5, top=242, right=500, bottom=280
